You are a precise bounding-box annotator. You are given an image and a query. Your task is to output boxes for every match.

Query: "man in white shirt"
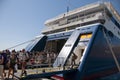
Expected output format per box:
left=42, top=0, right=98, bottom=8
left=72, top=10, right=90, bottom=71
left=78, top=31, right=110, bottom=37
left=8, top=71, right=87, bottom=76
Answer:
left=19, top=49, right=29, bottom=77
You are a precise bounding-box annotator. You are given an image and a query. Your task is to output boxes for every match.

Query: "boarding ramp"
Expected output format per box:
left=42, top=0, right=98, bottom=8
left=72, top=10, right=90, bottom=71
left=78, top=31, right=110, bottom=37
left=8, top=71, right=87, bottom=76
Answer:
left=53, top=29, right=81, bottom=67
left=25, top=35, right=47, bottom=52
left=20, top=66, right=78, bottom=80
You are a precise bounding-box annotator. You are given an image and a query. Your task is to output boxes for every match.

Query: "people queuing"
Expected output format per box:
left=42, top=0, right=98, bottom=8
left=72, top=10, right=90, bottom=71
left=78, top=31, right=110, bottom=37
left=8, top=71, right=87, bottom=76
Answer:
left=0, top=49, right=58, bottom=79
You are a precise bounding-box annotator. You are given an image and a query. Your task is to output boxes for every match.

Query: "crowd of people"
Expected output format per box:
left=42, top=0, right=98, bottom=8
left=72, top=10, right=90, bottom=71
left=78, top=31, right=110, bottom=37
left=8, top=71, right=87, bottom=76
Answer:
left=0, top=49, right=58, bottom=80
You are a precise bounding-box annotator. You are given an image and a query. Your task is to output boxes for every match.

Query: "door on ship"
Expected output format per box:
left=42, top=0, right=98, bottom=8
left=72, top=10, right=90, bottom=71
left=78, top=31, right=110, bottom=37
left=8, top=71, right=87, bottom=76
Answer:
left=74, top=46, right=86, bottom=65
left=64, top=45, right=86, bottom=67
left=65, top=33, right=92, bottom=68
left=45, top=39, right=67, bottom=53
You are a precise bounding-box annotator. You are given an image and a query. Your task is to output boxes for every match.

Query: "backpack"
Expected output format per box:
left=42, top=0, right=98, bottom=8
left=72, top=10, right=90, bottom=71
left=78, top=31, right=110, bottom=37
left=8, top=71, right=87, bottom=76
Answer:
left=25, top=52, right=29, bottom=62
left=0, top=54, right=3, bottom=64
left=10, top=57, right=16, bottom=65
left=1, top=53, right=9, bottom=65
left=0, top=54, right=2, bottom=59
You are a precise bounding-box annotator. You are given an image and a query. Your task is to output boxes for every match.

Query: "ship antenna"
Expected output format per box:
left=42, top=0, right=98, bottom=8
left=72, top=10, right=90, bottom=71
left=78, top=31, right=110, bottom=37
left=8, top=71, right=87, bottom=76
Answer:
left=67, top=0, right=70, bottom=13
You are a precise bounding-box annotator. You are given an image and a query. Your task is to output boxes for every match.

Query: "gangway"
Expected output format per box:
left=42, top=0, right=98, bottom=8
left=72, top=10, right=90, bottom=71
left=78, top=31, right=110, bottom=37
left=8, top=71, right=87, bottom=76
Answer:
left=21, top=67, right=77, bottom=80
left=25, top=35, right=47, bottom=52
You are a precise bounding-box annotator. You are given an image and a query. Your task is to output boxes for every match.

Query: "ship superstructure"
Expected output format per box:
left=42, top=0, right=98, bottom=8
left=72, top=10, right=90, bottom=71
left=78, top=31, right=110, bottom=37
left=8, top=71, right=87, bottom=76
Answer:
left=42, top=2, right=120, bottom=35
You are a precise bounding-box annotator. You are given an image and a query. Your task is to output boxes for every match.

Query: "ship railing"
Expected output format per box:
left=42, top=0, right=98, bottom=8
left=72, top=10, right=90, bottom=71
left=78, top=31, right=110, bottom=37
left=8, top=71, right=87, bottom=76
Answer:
left=68, top=1, right=103, bottom=15
left=61, top=12, right=103, bottom=26
left=45, top=1, right=104, bottom=25
left=25, top=57, right=78, bottom=75
left=42, top=12, right=104, bottom=33
left=56, top=12, right=102, bottom=26
left=42, top=11, right=105, bottom=34
left=67, top=13, right=95, bottom=24
left=26, top=66, right=77, bottom=75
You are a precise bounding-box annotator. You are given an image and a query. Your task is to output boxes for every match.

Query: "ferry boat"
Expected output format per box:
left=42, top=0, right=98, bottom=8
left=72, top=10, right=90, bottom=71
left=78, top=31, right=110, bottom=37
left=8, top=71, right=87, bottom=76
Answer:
left=24, top=1, right=120, bottom=80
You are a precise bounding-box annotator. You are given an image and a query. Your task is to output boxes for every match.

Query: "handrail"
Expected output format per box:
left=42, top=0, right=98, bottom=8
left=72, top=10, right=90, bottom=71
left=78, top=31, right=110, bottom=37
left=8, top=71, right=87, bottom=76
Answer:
left=45, top=1, right=103, bottom=24
left=43, top=11, right=103, bottom=31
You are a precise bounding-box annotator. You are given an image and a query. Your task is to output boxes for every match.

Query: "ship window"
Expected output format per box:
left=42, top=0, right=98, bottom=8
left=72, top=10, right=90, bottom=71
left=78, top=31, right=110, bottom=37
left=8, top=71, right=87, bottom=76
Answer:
left=108, top=31, right=113, bottom=38
left=80, top=33, right=92, bottom=40
left=54, top=21, right=59, bottom=25
left=103, top=28, right=107, bottom=34
left=59, top=19, right=67, bottom=26
left=68, top=16, right=78, bottom=21
left=67, top=16, right=78, bottom=23
left=118, top=31, right=120, bottom=36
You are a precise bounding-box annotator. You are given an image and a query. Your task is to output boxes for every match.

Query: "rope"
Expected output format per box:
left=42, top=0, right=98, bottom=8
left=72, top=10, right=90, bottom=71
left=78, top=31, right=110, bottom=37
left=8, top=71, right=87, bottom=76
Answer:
left=6, top=39, right=36, bottom=50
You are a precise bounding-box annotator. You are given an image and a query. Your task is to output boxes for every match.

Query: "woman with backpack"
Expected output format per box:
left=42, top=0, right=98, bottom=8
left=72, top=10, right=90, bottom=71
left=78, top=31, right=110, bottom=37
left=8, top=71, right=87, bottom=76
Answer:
left=7, top=50, right=17, bottom=79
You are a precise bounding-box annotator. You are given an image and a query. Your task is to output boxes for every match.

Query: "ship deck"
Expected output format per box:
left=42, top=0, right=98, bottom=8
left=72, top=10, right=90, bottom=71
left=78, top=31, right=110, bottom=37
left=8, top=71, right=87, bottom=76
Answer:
left=4, top=66, right=120, bottom=80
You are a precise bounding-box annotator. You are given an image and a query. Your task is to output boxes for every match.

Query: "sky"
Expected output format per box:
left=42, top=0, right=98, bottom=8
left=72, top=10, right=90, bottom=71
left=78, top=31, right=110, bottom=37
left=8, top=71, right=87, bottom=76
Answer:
left=0, top=0, right=120, bottom=51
